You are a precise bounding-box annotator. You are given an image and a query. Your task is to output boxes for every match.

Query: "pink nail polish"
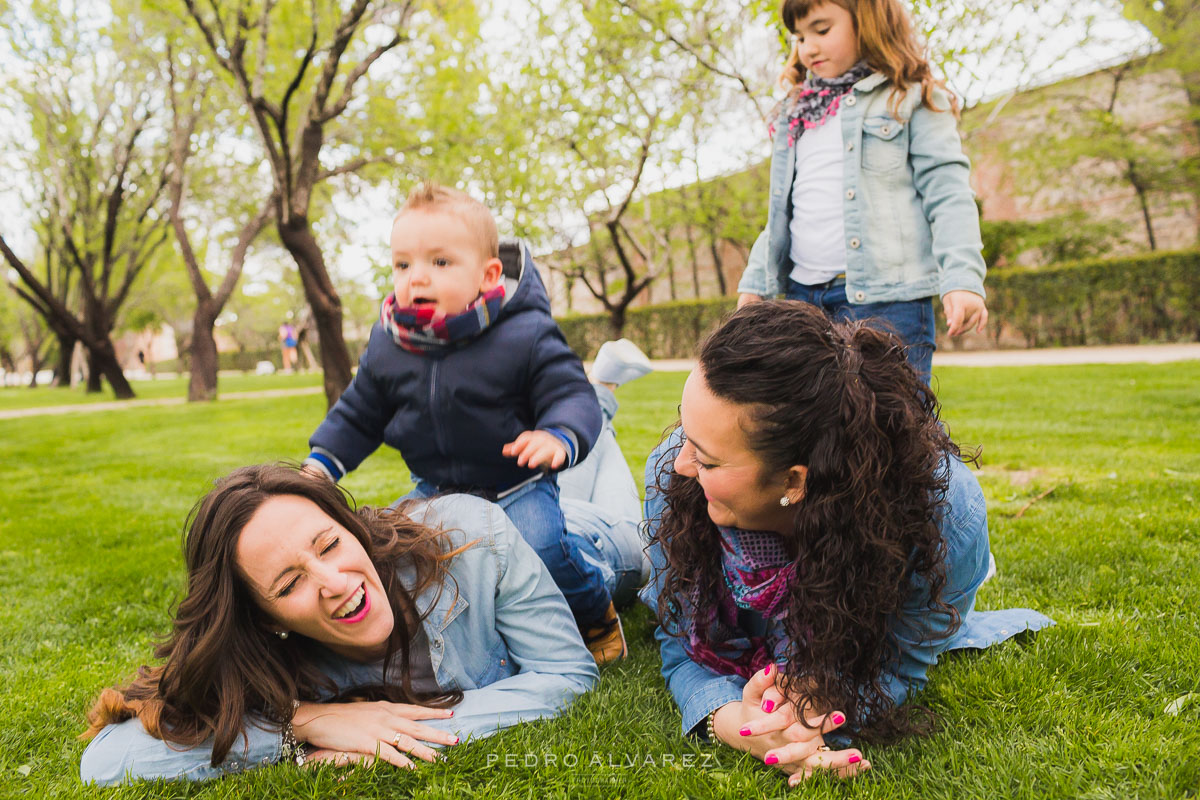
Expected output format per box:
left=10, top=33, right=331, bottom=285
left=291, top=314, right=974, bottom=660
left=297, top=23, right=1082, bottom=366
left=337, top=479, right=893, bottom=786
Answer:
left=451, top=736, right=459, bottom=744
left=765, top=754, right=779, bottom=765
left=831, top=712, right=845, bottom=725
left=762, top=699, right=775, bottom=713
left=764, top=663, right=772, bottom=676
left=739, top=727, right=752, bottom=736
left=849, top=754, right=861, bottom=764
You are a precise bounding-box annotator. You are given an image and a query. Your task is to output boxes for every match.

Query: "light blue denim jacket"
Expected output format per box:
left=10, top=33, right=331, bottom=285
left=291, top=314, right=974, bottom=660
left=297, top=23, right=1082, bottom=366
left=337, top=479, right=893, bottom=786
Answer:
left=737, top=74, right=986, bottom=304
left=639, top=430, right=1053, bottom=737
left=80, top=495, right=598, bottom=785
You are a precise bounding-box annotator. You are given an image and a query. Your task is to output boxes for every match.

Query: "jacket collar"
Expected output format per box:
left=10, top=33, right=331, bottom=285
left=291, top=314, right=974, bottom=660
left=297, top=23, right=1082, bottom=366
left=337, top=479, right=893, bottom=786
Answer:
left=853, top=71, right=888, bottom=92
left=401, top=565, right=470, bottom=634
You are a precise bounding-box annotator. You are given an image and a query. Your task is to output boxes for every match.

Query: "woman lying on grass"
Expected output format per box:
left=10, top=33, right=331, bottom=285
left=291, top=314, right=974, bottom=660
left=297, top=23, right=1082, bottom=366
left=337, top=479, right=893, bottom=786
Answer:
left=642, top=301, right=1054, bottom=785
left=79, top=464, right=601, bottom=785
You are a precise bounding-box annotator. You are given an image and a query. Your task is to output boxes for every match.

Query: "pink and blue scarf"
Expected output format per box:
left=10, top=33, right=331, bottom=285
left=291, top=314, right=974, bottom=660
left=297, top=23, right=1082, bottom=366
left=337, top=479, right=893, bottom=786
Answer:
left=684, top=526, right=795, bottom=679
left=380, top=285, right=505, bottom=355
left=770, top=60, right=874, bottom=147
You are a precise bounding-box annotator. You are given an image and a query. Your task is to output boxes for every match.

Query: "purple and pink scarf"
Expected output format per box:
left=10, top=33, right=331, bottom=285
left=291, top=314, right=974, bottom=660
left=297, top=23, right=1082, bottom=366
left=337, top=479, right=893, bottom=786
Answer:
left=380, top=285, right=505, bottom=355
left=683, top=526, right=795, bottom=679
left=769, top=61, right=874, bottom=147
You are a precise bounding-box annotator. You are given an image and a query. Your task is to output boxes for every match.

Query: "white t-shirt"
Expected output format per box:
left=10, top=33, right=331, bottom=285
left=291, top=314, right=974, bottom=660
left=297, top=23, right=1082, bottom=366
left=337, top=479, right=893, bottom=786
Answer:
left=788, top=117, right=847, bottom=286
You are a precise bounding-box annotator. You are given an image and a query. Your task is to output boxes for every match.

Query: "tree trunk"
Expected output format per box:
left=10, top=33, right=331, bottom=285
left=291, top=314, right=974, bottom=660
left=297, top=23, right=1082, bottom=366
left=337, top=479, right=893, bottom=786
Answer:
left=1129, top=163, right=1158, bottom=250
left=708, top=236, right=728, bottom=295
left=188, top=304, right=220, bottom=402
left=608, top=305, right=626, bottom=338
left=85, top=349, right=103, bottom=393
left=276, top=216, right=353, bottom=407
left=684, top=223, right=702, bottom=298
left=86, top=339, right=135, bottom=398
left=665, top=245, right=678, bottom=301
left=52, top=330, right=76, bottom=387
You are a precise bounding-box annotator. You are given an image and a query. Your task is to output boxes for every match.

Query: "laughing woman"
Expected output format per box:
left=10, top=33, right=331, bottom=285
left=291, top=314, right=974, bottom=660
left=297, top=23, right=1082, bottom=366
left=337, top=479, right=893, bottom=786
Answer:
left=641, top=301, right=1053, bottom=784
left=79, top=464, right=600, bottom=785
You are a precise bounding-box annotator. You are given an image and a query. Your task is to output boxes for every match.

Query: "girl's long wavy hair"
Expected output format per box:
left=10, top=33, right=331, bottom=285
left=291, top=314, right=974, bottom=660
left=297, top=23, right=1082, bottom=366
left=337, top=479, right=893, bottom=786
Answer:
left=653, top=301, right=970, bottom=742
left=778, top=0, right=958, bottom=118
left=81, top=463, right=465, bottom=764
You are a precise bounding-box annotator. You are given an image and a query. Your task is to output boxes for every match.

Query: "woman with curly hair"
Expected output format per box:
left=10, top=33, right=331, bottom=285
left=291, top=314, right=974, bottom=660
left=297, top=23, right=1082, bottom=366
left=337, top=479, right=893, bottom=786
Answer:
left=79, top=463, right=602, bottom=784
left=641, top=301, right=1052, bottom=784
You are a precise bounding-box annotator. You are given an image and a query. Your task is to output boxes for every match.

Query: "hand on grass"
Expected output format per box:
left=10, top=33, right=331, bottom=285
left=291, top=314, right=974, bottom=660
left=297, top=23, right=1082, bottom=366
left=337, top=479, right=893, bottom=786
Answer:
left=942, top=290, right=988, bottom=336
left=711, top=665, right=870, bottom=783
left=502, top=430, right=568, bottom=471
left=292, top=700, right=459, bottom=771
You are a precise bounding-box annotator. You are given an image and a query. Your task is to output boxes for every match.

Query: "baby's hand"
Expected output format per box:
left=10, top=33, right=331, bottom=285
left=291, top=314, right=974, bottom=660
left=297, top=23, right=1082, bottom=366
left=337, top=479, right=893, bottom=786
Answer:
left=301, top=463, right=333, bottom=481
left=502, top=430, right=568, bottom=471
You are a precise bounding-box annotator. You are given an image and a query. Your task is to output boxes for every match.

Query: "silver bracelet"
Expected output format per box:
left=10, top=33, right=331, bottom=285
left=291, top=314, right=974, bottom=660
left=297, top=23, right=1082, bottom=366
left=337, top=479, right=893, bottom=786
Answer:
left=281, top=700, right=306, bottom=766
left=705, top=709, right=721, bottom=745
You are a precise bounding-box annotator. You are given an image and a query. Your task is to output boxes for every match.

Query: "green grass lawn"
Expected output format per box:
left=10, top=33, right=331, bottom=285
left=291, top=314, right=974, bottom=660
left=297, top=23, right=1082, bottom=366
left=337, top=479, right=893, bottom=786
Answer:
left=1, top=363, right=1197, bottom=798
left=0, top=372, right=324, bottom=411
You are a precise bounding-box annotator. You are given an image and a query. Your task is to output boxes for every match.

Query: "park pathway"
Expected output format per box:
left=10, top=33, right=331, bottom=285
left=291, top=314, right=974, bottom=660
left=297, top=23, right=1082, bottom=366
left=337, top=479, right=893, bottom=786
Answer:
left=2, top=342, right=1197, bottom=421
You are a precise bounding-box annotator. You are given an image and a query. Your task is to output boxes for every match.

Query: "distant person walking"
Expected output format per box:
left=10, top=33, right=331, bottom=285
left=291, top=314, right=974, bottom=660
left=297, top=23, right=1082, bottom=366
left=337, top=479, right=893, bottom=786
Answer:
left=736, top=0, right=989, bottom=382
left=278, top=321, right=299, bottom=373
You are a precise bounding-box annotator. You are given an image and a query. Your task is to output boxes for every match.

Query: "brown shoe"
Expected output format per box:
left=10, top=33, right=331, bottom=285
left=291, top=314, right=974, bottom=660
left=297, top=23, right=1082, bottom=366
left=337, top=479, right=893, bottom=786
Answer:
left=581, top=602, right=627, bottom=665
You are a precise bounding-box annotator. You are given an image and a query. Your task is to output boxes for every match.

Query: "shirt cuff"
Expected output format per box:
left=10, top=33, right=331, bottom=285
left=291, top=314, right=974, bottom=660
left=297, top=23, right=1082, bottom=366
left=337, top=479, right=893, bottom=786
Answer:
left=680, top=676, right=745, bottom=738
left=304, top=448, right=346, bottom=481
left=541, top=427, right=578, bottom=468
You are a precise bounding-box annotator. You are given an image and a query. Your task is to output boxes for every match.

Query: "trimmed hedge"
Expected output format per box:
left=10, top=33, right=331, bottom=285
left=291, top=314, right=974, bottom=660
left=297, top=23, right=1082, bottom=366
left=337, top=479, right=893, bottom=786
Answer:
left=556, top=250, right=1200, bottom=359
left=981, top=250, right=1200, bottom=348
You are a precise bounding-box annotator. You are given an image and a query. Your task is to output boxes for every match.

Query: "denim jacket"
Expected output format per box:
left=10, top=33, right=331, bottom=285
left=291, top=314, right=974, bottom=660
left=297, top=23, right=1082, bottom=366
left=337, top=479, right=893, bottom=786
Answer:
left=639, top=431, right=1053, bottom=737
left=80, top=494, right=598, bottom=785
left=737, top=73, right=986, bottom=304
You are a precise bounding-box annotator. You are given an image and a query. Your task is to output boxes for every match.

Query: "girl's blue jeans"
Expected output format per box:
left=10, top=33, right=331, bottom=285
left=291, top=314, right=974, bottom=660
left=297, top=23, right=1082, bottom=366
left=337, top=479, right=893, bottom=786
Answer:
left=785, top=277, right=935, bottom=383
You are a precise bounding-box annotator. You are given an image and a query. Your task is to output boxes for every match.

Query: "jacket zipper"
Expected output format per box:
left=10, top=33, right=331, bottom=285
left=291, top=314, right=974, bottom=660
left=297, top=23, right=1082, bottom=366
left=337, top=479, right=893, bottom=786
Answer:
left=427, top=358, right=453, bottom=483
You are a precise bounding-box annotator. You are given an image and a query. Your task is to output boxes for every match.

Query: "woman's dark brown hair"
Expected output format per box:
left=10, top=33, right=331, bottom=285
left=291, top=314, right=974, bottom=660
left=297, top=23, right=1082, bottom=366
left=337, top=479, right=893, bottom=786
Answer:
left=654, top=301, right=968, bottom=741
left=81, top=463, right=463, bottom=764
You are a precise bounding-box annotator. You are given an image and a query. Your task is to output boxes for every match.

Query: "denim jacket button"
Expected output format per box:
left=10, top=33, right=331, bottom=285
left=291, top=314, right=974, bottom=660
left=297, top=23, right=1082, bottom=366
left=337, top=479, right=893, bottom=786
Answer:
left=854, top=290, right=866, bottom=301
left=847, top=141, right=854, bottom=151
left=845, top=95, right=856, bottom=106
left=846, top=189, right=855, bottom=200
left=881, top=124, right=891, bottom=135
left=849, top=237, right=861, bottom=249
left=500, top=659, right=507, bottom=666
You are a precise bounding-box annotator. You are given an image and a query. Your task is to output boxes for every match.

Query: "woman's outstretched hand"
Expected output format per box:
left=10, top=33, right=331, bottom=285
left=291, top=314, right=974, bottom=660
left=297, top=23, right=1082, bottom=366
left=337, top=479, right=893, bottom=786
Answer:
left=711, top=665, right=871, bottom=783
left=293, top=700, right=459, bottom=771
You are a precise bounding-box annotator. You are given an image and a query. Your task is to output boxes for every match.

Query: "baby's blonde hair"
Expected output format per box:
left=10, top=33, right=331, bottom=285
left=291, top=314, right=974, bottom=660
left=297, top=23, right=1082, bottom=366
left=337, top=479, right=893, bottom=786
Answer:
left=778, top=0, right=957, bottom=118
left=395, top=182, right=499, bottom=259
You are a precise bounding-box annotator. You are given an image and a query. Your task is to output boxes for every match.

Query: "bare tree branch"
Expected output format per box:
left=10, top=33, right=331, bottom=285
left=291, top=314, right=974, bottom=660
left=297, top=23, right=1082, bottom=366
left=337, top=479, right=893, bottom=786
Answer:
left=319, top=31, right=406, bottom=123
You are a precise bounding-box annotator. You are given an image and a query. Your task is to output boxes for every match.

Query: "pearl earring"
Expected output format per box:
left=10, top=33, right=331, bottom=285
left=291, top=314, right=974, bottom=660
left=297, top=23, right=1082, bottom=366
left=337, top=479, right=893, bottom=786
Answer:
left=779, top=496, right=790, bottom=507
left=276, top=630, right=289, bottom=640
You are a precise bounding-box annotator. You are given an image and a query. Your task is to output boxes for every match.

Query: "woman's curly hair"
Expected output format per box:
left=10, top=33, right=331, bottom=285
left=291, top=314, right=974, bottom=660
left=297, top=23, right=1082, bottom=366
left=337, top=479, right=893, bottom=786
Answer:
left=653, top=301, right=970, bottom=741
left=81, top=463, right=465, bottom=764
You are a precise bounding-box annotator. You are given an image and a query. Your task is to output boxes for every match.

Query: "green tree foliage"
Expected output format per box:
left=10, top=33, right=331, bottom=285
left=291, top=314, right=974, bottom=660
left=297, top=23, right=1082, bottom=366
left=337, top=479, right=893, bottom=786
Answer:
left=980, top=211, right=1129, bottom=268
left=977, top=59, right=1192, bottom=254
left=513, top=0, right=726, bottom=333
left=176, top=0, right=495, bottom=407
left=0, top=284, right=53, bottom=385
left=0, top=1, right=171, bottom=399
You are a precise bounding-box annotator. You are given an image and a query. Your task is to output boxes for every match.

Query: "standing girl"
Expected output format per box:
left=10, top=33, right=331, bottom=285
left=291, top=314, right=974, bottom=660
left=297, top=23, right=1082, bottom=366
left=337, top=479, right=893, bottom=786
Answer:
left=737, top=0, right=988, bottom=380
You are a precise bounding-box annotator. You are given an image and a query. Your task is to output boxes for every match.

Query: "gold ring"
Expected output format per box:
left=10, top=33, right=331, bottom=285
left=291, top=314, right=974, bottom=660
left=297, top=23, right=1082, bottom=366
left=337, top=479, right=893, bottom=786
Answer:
left=816, top=745, right=832, bottom=752
left=392, top=732, right=405, bottom=747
